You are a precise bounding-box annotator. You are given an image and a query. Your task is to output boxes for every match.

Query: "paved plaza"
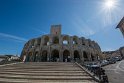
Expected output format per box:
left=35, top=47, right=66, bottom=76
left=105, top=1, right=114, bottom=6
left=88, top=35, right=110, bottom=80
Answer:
left=103, top=60, right=124, bottom=83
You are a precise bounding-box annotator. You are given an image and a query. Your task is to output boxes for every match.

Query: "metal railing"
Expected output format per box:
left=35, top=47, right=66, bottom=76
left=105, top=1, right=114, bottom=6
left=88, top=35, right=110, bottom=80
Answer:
left=75, top=62, right=109, bottom=83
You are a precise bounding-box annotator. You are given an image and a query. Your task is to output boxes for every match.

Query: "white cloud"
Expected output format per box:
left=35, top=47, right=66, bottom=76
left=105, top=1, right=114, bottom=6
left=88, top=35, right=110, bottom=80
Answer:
left=0, top=32, right=27, bottom=42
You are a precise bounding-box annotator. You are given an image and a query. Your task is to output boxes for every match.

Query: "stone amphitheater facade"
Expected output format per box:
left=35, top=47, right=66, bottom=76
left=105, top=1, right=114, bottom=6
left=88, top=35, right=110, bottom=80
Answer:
left=20, top=25, right=103, bottom=62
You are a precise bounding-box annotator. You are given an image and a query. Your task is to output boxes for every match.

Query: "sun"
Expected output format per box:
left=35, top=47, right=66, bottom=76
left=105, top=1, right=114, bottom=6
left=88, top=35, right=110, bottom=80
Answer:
left=99, top=0, right=119, bottom=25
left=105, top=0, right=115, bottom=8
left=104, top=0, right=116, bottom=10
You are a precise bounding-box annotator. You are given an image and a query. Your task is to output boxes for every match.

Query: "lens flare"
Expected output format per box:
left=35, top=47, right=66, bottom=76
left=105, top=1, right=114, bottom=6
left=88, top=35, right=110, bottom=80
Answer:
left=100, top=0, right=120, bottom=25
left=102, top=0, right=119, bottom=12
left=105, top=0, right=115, bottom=9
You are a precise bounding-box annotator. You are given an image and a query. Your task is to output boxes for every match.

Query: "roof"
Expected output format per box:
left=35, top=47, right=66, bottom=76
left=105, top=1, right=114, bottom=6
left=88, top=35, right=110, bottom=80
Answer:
left=116, top=17, right=124, bottom=28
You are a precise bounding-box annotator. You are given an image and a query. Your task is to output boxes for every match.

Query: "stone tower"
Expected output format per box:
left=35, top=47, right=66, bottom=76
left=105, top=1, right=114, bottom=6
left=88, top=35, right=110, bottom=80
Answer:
left=50, top=25, right=61, bottom=35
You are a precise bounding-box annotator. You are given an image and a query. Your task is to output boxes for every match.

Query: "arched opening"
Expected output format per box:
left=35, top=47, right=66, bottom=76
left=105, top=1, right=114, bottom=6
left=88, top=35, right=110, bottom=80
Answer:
left=89, top=44, right=91, bottom=47
left=73, top=37, right=78, bottom=45
left=51, top=50, right=59, bottom=62
left=63, top=40, right=68, bottom=44
left=63, top=50, right=70, bottom=62
left=53, top=36, right=59, bottom=44
left=82, top=40, right=85, bottom=45
left=41, top=50, right=47, bottom=62
left=63, top=36, right=69, bottom=45
left=83, top=51, right=89, bottom=61
left=74, top=50, right=80, bottom=62
left=91, top=54, right=95, bottom=61
left=37, top=38, right=41, bottom=46
left=44, top=36, right=49, bottom=45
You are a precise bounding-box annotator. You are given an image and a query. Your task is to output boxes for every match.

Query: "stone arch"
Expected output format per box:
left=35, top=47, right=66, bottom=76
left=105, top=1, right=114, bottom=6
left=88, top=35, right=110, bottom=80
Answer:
left=41, top=50, right=48, bottom=62
left=44, top=36, right=49, bottom=45
left=53, top=36, right=59, bottom=44
left=37, top=38, right=41, bottom=46
left=63, top=50, right=70, bottom=62
left=81, top=39, right=85, bottom=45
left=73, top=36, right=78, bottom=45
left=83, top=51, right=89, bottom=61
left=51, top=49, right=59, bottom=62
left=63, top=36, right=69, bottom=45
left=74, top=50, right=80, bottom=61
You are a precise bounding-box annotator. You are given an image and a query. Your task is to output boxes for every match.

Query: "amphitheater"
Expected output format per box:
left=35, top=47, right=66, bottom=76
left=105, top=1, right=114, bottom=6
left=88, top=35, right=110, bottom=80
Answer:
left=20, top=25, right=103, bottom=62
left=0, top=25, right=103, bottom=83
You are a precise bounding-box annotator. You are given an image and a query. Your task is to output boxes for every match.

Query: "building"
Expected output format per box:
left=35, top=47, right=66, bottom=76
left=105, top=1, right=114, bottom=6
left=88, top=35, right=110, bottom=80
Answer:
left=103, top=46, right=124, bottom=59
left=0, top=55, right=9, bottom=62
left=119, top=46, right=124, bottom=58
left=20, top=25, right=103, bottom=62
left=103, top=50, right=121, bottom=59
left=8, top=55, right=20, bottom=61
left=0, top=55, right=20, bottom=62
left=116, top=17, right=124, bottom=37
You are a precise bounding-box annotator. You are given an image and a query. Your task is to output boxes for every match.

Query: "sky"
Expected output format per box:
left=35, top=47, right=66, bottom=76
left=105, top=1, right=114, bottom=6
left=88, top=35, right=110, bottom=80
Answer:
left=0, top=0, right=124, bottom=55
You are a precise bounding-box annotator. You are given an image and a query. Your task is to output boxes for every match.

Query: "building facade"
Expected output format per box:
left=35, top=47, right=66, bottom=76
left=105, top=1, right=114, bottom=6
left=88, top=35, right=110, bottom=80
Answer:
left=116, top=17, right=124, bottom=37
left=20, top=25, right=103, bottom=62
left=103, top=46, right=124, bottom=59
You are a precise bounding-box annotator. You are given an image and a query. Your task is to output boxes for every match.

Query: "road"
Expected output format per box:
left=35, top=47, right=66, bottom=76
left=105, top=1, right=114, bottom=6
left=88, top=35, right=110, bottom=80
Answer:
left=103, top=60, right=124, bottom=83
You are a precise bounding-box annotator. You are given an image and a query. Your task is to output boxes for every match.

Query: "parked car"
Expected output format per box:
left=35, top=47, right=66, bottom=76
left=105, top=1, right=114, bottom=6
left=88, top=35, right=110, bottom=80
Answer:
left=100, top=60, right=109, bottom=66
left=114, top=56, right=122, bottom=61
left=85, top=62, right=100, bottom=67
left=108, top=59, right=116, bottom=64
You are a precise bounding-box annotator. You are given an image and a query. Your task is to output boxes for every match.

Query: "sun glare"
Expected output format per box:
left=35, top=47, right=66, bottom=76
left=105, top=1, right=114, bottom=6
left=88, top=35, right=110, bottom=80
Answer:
left=100, top=0, right=120, bottom=25
left=105, top=0, right=115, bottom=9
left=102, top=0, right=118, bottom=11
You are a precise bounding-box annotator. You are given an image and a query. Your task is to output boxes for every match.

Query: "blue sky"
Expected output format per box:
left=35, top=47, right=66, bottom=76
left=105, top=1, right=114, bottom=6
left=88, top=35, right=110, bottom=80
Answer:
left=0, top=0, right=124, bottom=55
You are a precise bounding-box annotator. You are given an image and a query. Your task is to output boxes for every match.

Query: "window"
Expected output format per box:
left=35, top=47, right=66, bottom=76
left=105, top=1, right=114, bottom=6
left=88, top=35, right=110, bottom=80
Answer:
left=53, top=36, right=59, bottom=44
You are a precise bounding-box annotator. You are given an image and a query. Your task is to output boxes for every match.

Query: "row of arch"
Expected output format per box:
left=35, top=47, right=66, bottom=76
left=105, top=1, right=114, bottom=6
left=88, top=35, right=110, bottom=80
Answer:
left=26, top=36, right=96, bottom=48
left=25, top=50, right=96, bottom=62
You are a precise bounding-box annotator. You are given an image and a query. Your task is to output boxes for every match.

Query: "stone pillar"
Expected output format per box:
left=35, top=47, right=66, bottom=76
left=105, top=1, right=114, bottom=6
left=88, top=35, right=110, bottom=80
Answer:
left=48, top=46, right=51, bottom=62
left=60, top=49, right=63, bottom=62
left=80, top=50, right=84, bottom=62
